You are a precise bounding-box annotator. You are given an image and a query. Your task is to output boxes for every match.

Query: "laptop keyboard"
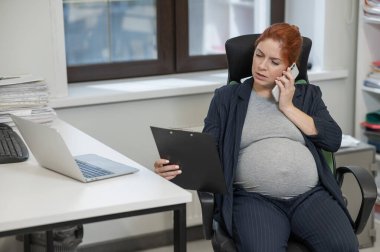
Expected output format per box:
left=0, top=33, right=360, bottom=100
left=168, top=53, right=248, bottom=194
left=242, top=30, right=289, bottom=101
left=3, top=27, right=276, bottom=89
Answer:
left=0, top=123, right=29, bottom=164
left=75, top=159, right=113, bottom=178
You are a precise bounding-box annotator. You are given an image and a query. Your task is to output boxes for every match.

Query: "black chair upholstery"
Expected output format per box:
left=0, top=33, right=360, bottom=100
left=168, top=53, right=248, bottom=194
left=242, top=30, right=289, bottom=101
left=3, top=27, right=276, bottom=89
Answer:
left=196, top=34, right=378, bottom=252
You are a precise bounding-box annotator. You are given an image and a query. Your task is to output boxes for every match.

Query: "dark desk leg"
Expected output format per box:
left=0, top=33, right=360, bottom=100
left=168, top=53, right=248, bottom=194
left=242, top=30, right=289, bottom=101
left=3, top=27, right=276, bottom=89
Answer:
left=24, top=234, right=31, bottom=252
left=46, top=230, right=54, bottom=252
left=173, top=204, right=186, bottom=252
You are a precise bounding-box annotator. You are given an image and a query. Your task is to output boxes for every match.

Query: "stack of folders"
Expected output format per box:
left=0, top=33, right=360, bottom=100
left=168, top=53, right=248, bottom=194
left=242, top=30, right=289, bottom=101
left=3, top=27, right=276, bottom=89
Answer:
left=364, top=61, right=380, bottom=89
left=362, top=0, right=380, bottom=22
left=361, top=110, right=380, bottom=152
left=0, top=75, right=56, bottom=127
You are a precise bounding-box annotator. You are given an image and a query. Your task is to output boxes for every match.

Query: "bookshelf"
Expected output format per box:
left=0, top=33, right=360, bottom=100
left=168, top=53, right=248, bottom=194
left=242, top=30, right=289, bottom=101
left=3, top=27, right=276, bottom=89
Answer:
left=354, top=5, right=380, bottom=145
left=355, top=0, right=380, bottom=228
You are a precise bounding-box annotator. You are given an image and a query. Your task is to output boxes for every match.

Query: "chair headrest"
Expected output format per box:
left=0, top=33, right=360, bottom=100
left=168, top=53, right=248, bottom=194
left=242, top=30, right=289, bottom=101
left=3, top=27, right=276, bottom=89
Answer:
left=225, top=34, right=312, bottom=84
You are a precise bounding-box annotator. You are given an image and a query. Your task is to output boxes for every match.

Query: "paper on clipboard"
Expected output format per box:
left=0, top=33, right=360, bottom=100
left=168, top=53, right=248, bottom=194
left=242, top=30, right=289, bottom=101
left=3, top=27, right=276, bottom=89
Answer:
left=150, top=126, right=227, bottom=193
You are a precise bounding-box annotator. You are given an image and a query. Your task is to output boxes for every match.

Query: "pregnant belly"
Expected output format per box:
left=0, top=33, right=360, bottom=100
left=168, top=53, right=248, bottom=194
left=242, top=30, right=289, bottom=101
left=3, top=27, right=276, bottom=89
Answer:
left=235, top=138, right=319, bottom=198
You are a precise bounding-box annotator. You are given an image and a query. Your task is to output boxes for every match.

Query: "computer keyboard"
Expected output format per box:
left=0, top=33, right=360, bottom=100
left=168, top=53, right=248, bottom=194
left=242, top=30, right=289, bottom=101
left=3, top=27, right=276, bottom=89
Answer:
left=0, top=123, right=29, bottom=164
left=75, top=159, right=113, bottom=178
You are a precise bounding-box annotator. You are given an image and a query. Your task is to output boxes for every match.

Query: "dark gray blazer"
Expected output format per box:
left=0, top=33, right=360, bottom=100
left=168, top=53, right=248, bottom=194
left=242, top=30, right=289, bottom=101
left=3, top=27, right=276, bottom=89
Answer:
left=202, top=77, right=351, bottom=236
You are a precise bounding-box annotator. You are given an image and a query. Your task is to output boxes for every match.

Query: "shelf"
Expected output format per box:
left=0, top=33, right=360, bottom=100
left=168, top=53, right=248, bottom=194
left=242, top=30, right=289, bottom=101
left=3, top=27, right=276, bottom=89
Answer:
left=361, top=0, right=380, bottom=24
left=355, top=8, right=380, bottom=139
left=363, top=15, right=380, bottom=24
left=362, top=85, right=380, bottom=94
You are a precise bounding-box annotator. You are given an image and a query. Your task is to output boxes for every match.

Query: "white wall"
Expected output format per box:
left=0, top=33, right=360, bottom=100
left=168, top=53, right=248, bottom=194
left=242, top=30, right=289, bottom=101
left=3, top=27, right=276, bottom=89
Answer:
left=320, top=0, right=358, bottom=135
left=285, top=0, right=358, bottom=135
left=0, top=0, right=67, bottom=97
left=0, top=0, right=359, bottom=250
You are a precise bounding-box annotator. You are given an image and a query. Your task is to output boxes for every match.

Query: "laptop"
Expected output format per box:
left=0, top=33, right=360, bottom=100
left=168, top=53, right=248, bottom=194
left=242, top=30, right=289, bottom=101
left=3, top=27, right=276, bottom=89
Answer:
left=11, top=115, right=139, bottom=182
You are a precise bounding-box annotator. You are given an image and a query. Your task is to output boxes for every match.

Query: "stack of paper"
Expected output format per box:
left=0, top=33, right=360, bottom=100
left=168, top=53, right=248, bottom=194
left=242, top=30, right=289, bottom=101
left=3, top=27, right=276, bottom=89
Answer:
left=0, top=75, right=56, bottom=127
left=362, top=0, right=380, bottom=22
left=341, top=134, right=360, bottom=148
left=364, top=61, right=380, bottom=88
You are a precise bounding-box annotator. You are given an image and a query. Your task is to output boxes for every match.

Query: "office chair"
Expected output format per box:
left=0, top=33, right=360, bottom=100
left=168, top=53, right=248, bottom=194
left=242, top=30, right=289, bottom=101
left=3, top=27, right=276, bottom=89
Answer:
left=197, top=34, right=378, bottom=252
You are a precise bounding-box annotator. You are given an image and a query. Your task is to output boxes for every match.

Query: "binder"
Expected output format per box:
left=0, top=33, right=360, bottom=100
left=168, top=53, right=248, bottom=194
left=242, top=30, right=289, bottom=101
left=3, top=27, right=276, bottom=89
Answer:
left=151, top=126, right=227, bottom=193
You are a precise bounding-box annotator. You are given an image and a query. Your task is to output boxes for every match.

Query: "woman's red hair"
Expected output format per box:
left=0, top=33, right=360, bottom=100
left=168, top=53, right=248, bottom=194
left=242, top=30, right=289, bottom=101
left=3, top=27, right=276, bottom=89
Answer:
left=255, top=23, right=302, bottom=66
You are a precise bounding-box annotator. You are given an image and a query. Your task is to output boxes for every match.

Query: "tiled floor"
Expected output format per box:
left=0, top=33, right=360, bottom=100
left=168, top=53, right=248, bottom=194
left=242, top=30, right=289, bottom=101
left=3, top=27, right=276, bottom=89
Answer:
left=142, top=221, right=380, bottom=252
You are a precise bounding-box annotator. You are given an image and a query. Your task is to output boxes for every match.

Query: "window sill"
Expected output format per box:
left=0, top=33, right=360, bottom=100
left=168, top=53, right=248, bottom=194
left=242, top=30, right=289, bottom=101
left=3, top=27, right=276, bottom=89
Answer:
left=50, top=69, right=348, bottom=109
left=309, top=68, right=348, bottom=82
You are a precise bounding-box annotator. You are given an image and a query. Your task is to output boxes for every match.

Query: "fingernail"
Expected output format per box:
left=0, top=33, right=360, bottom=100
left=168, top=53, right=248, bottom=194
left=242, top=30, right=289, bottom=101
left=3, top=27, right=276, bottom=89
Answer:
left=165, top=160, right=169, bottom=163
left=175, top=165, right=179, bottom=169
left=178, top=170, right=182, bottom=174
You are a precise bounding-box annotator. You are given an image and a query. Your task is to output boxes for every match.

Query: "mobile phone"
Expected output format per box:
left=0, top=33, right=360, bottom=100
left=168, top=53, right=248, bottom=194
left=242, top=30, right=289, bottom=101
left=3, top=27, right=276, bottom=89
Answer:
left=289, top=62, right=299, bottom=79
left=272, top=63, right=299, bottom=102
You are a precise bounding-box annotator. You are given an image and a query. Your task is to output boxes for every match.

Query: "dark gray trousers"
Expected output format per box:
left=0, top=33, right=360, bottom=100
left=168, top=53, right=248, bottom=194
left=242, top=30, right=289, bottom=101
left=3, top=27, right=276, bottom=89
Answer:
left=232, top=186, right=359, bottom=252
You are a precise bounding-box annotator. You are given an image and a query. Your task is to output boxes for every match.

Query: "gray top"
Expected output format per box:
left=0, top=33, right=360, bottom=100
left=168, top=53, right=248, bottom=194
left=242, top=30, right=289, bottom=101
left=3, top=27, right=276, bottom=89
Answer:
left=234, top=90, right=318, bottom=199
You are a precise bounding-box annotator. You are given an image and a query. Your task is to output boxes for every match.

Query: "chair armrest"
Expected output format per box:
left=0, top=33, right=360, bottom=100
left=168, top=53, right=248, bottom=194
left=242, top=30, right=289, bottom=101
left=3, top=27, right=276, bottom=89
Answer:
left=336, top=166, right=377, bottom=234
left=197, top=191, right=215, bottom=239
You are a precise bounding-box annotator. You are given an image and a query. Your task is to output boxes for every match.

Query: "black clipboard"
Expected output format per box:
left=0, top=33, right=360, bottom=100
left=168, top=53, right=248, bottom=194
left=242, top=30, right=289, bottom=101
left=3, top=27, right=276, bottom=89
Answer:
left=150, top=126, right=227, bottom=193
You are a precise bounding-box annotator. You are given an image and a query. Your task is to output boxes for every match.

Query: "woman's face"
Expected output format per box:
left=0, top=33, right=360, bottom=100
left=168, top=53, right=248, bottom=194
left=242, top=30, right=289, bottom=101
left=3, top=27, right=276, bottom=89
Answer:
left=252, top=38, right=288, bottom=89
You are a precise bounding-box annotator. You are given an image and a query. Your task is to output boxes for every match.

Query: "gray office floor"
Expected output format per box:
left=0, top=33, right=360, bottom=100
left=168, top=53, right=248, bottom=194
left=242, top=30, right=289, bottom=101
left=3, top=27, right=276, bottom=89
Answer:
left=141, top=221, right=380, bottom=252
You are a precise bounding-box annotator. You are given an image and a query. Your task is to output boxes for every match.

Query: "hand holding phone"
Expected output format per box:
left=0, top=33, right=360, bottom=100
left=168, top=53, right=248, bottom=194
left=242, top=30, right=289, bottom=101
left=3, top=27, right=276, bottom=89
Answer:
left=272, top=63, right=299, bottom=102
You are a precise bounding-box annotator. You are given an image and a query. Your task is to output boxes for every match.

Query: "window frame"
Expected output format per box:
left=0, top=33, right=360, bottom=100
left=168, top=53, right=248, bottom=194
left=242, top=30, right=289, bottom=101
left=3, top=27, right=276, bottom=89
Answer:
left=67, top=0, right=175, bottom=83
left=175, top=0, right=285, bottom=73
left=66, top=0, right=284, bottom=83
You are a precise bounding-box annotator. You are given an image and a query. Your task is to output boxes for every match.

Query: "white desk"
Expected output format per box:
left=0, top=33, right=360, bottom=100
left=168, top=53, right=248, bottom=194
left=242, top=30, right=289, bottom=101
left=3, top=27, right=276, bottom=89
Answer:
left=0, top=119, right=192, bottom=251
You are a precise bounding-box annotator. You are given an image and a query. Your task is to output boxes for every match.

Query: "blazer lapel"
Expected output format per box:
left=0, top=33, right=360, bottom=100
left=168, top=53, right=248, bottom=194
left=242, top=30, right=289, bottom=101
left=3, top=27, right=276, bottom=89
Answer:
left=293, top=85, right=304, bottom=110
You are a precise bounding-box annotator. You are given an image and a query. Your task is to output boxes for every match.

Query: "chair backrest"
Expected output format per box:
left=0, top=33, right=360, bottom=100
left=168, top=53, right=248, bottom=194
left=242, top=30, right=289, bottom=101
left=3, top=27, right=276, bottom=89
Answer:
left=225, top=34, right=312, bottom=84
left=321, top=149, right=336, bottom=175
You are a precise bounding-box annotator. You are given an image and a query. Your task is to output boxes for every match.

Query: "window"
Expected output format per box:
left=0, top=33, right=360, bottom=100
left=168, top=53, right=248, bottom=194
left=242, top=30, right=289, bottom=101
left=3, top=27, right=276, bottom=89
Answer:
left=63, top=0, right=284, bottom=83
left=285, top=0, right=322, bottom=71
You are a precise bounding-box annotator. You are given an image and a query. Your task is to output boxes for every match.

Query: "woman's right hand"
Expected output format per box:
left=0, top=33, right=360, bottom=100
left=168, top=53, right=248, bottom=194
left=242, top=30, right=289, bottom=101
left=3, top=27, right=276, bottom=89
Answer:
left=153, top=159, right=182, bottom=180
